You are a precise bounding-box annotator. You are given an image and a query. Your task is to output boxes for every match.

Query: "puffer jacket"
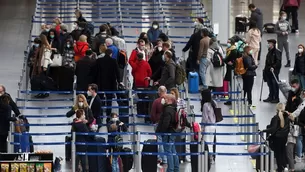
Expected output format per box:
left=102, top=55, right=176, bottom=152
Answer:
left=243, top=55, right=257, bottom=76
left=293, top=53, right=305, bottom=75
left=159, top=59, right=176, bottom=89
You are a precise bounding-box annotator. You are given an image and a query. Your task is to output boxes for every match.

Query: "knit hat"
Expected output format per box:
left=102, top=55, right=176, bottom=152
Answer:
left=197, top=18, right=204, bottom=24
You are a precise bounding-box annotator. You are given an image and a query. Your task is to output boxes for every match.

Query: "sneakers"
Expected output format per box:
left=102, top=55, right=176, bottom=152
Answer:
left=296, top=156, right=303, bottom=163
left=263, top=98, right=279, bottom=103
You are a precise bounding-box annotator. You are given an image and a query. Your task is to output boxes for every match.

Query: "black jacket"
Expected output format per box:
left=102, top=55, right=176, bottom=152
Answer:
left=293, top=53, right=305, bottom=75
left=149, top=48, right=165, bottom=80
left=156, top=104, right=177, bottom=133
left=286, top=89, right=302, bottom=113
left=66, top=106, right=94, bottom=127
left=242, top=55, right=257, bottom=76
left=2, top=93, right=21, bottom=116
left=0, top=104, right=16, bottom=135
left=71, top=120, right=89, bottom=151
left=182, top=31, right=202, bottom=60
left=263, top=113, right=289, bottom=138
left=91, top=55, right=120, bottom=91
left=249, top=8, right=263, bottom=32
left=75, top=56, right=95, bottom=91
left=224, top=48, right=239, bottom=81
left=264, top=47, right=282, bottom=75
left=70, top=30, right=82, bottom=42
left=159, top=59, right=176, bottom=90
left=88, top=95, right=102, bottom=119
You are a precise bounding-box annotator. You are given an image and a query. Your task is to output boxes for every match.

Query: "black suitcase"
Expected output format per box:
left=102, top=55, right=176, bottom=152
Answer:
left=58, top=67, right=74, bottom=91
left=31, top=74, right=57, bottom=91
left=136, top=88, right=150, bottom=123
left=65, top=136, right=72, bottom=161
left=235, top=17, right=247, bottom=33
left=141, top=139, right=158, bottom=172
left=175, top=136, right=186, bottom=163
left=120, top=147, right=133, bottom=172
left=88, top=136, right=107, bottom=172
left=190, top=143, right=211, bottom=172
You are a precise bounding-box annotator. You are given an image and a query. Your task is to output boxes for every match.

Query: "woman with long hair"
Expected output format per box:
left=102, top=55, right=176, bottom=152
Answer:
left=66, top=94, right=94, bottom=127
left=262, top=103, right=289, bottom=172
left=246, top=21, right=261, bottom=65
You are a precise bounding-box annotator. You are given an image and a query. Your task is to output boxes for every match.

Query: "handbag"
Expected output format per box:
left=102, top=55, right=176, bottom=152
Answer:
left=212, top=102, right=223, bottom=123
left=50, top=54, right=63, bottom=67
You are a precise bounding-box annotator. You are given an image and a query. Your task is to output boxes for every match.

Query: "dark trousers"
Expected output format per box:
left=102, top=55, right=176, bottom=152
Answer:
left=273, top=137, right=287, bottom=172
left=0, top=134, right=8, bottom=153
left=101, top=93, right=115, bottom=123
left=242, top=75, right=254, bottom=104
left=258, top=42, right=261, bottom=61
left=76, top=155, right=87, bottom=172
left=266, top=73, right=279, bottom=100
left=137, top=91, right=150, bottom=123
left=285, top=6, right=299, bottom=30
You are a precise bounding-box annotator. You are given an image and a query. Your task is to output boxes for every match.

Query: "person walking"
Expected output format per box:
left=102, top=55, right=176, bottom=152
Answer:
left=275, top=11, right=291, bottom=67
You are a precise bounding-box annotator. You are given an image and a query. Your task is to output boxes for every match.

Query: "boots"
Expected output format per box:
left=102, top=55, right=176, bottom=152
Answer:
left=285, top=60, right=291, bottom=67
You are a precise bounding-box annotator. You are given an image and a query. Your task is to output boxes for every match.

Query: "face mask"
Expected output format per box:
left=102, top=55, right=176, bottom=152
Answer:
left=87, top=91, right=92, bottom=97
left=249, top=50, right=253, bottom=55
left=50, top=35, right=54, bottom=39
left=153, top=25, right=158, bottom=29
left=111, top=117, right=119, bottom=122
left=291, top=87, right=296, bottom=92
left=45, top=29, right=50, bottom=32
left=193, top=21, right=198, bottom=27
left=161, top=98, right=166, bottom=105
left=140, top=46, right=145, bottom=50
left=227, top=43, right=231, bottom=47
left=34, top=44, right=39, bottom=48
left=282, top=16, right=287, bottom=20
left=298, top=48, right=303, bottom=53
left=162, top=55, right=166, bottom=62
left=158, top=47, right=162, bottom=52
left=67, top=44, right=71, bottom=48
left=78, top=102, right=84, bottom=107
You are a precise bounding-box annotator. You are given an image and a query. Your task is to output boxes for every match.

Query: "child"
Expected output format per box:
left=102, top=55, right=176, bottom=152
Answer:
left=286, top=122, right=298, bottom=171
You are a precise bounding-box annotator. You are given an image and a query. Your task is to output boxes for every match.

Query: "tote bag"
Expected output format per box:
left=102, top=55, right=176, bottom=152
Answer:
left=50, top=54, right=63, bottom=67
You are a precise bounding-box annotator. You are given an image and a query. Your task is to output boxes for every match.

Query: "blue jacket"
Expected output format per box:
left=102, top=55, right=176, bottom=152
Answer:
left=147, top=28, right=162, bottom=43
left=108, top=45, right=119, bottom=60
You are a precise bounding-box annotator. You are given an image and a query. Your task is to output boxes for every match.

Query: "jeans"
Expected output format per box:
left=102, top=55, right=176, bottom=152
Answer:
left=154, top=125, right=167, bottom=163
left=199, top=57, right=208, bottom=89
left=266, top=73, right=279, bottom=100
left=162, top=135, right=179, bottom=172
left=242, top=75, right=254, bottom=104
left=286, top=6, right=299, bottom=30
left=112, top=156, right=119, bottom=172
left=297, top=135, right=303, bottom=157
left=297, top=74, right=305, bottom=89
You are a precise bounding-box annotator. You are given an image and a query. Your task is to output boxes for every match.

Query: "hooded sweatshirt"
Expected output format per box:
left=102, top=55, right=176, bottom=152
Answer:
left=275, top=18, right=291, bottom=42
left=129, top=59, right=152, bottom=87
left=246, top=29, right=261, bottom=49
left=249, top=8, right=263, bottom=32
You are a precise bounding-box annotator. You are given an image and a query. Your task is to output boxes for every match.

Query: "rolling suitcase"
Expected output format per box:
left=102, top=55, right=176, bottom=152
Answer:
left=88, top=136, right=107, bottom=172
left=216, top=80, right=229, bottom=97
left=175, top=136, right=186, bottom=163
left=190, top=143, right=211, bottom=172
left=235, top=16, right=247, bottom=33
left=120, top=147, right=133, bottom=172
left=188, top=72, right=199, bottom=93
left=13, top=133, right=30, bottom=153
left=141, top=139, right=158, bottom=172
left=65, top=136, right=72, bottom=161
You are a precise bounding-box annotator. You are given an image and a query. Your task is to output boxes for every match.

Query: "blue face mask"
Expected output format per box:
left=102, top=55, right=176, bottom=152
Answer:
left=249, top=50, right=253, bottom=55
left=50, top=35, right=54, bottom=39
left=34, top=44, right=39, bottom=48
left=227, top=43, right=231, bottom=47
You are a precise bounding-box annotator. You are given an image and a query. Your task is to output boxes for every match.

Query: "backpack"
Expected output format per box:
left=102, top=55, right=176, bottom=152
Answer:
left=210, top=48, right=224, bottom=67
left=175, top=64, right=186, bottom=85
left=234, top=57, right=247, bottom=75
left=114, top=135, right=123, bottom=152
left=173, top=108, right=188, bottom=132
left=86, top=22, right=95, bottom=35
left=192, top=122, right=201, bottom=141
left=117, top=50, right=127, bottom=69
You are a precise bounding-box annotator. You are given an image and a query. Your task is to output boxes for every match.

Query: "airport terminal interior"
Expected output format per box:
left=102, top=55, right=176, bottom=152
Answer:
left=1, top=0, right=305, bottom=171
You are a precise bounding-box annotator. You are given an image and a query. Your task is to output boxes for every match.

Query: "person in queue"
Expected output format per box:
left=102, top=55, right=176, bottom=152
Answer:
left=158, top=33, right=173, bottom=48
left=0, top=85, right=21, bottom=117
left=28, top=37, right=41, bottom=78
left=40, top=23, right=51, bottom=36
left=162, top=42, right=176, bottom=62
left=201, top=89, right=217, bottom=163
left=66, top=94, right=94, bottom=127
left=59, top=24, right=70, bottom=54
left=92, top=24, right=111, bottom=54
left=294, top=90, right=305, bottom=162
left=87, top=84, right=102, bottom=127
left=91, top=49, right=121, bottom=122
left=242, top=46, right=257, bottom=106
left=74, top=34, right=89, bottom=62
left=147, top=21, right=162, bottom=46
left=150, top=86, right=167, bottom=164
left=139, top=32, right=153, bottom=57
left=105, top=38, right=118, bottom=59
left=197, top=28, right=210, bottom=90
left=62, top=38, right=75, bottom=68
left=75, top=9, right=87, bottom=23
left=71, top=109, right=89, bottom=172
left=193, top=17, right=205, bottom=34
left=149, top=39, right=165, bottom=79
left=48, top=29, right=60, bottom=54
left=262, top=103, right=289, bottom=172
left=292, top=44, right=305, bottom=88
left=263, top=39, right=282, bottom=103
left=52, top=17, right=62, bottom=37
left=111, top=28, right=126, bottom=50
left=224, top=38, right=239, bottom=105
left=75, top=50, right=95, bottom=91
left=156, top=94, right=179, bottom=172
left=97, top=44, right=107, bottom=59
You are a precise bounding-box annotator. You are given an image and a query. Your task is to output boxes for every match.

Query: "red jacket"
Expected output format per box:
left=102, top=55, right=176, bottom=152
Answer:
left=74, top=41, right=89, bottom=62
left=284, top=0, right=301, bottom=7
left=129, top=49, right=148, bottom=76
left=130, top=59, right=152, bottom=88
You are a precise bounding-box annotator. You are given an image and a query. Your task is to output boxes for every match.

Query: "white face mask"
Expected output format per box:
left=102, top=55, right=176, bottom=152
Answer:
left=282, top=16, right=287, bottom=20
left=67, top=44, right=71, bottom=48
left=162, top=55, right=166, bottom=62
left=193, top=21, right=198, bottom=26
left=87, top=91, right=92, bottom=97
left=78, top=102, right=84, bottom=107
left=298, top=48, right=304, bottom=53
left=161, top=98, right=166, bottom=105
left=291, top=87, right=296, bottom=92
left=111, top=117, right=119, bottom=122
left=152, top=25, right=158, bottom=29
left=158, top=47, right=162, bottom=52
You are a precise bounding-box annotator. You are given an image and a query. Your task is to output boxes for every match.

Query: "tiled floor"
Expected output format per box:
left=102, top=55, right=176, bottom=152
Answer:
left=2, top=0, right=305, bottom=171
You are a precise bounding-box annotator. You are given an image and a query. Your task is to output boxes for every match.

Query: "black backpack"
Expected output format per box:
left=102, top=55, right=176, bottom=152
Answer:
left=210, top=48, right=224, bottom=67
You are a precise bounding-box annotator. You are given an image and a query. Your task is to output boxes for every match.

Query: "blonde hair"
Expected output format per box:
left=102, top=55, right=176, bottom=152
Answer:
left=75, top=94, right=89, bottom=108
left=170, top=88, right=179, bottom=100
left=99, top=44, right=107, bottom=54
left=276, top=102, right=285, bottom=128
left=79, top=35, right=87, bottom=42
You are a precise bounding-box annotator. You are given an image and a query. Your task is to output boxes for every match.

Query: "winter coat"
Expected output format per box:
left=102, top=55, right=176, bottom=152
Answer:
left=246, top=29, right=261, bottom=49
left=249, top=8, right=263, bottom=32
left=107, top=45, right=119, bottom=60
left=293, top=53, right=305, bottom=75
left=148, top=47, right=165, bottom=76
left=264, top=47, right=282, bottom=76
left=224, top=46, right=239, bottom=81
left=284, top=0, right=301, bottom=7
left=286, top=89, right=302, bottom=113
left=147, top=23, right=162, bottom=44
left=70, top=30, right=82, bottom=42
left=74, top=41, right=89, bottom=62
left=71, top=120, right=89, bottom=152
left=67, top=106, right=94, bottom=127
left=130, top=59, right=152, bottom=88
left=75, top=56, right=95, bottom=91
left=206, top=45, right=226, bottom=87
left=156, top=104, right=177, bottom=133
left=242, top=55, right=257, bottom=76
left=129, top=48, right=148, bottom=76
left=0, top=104, right=15, bottom=135
left=264, top=113, right=289, bottom=138
left=91, top=55, right=120, bottom=91
left=182, top=31, right=202, bottom=61
left=159, top=59, right=176, bottom=90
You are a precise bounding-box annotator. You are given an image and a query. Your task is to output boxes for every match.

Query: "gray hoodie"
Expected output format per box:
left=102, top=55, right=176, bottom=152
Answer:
left=275, top=19, right=291, bottom=41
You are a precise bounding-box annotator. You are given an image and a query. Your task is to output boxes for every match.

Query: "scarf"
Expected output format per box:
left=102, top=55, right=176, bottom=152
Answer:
left=226, top=45, right=236, bottom=57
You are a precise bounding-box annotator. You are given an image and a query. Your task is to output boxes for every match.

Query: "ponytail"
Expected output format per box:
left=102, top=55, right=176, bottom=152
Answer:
left=276, top=103, right=285, bottom=128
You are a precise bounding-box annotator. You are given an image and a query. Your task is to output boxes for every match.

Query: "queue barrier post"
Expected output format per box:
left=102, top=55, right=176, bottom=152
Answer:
left=128, top=86, right=136, bottom=164
left=8, top=123, right=14, bottom=153
left=198, top=131, right=202, bottom=171
left=240, top=91, right=244, bottom=134
left=265, top=141, right=269, bottom=172
left=73, top=75, right=77, bottom=105
left=135, top=131, right=141, bottom=171
left=232, top=75, right=236, bottom=116
left=270, top=150, right=275, bottom=171
left=72, top=132, right=76, bottom=172
left=259, top=135, right=264, bottom=171
left=204, top=149, right=209, bottom=172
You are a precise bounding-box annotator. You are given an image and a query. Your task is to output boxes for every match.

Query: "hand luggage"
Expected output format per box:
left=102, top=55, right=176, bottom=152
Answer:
left=65, top=136, right=72, bottom=161
left=120, top=147, right=133, bottom=172
left=31, top=74, right=57, bottom=91
left=175, top=136, right=186, bottom=163
left=190, top=143, right=211, bottom=172
left=235, top=17, right=247, bottom=33
left=141, top=139, right=158, bottom=172
left=263, top=23, right=276, bottom=33
left=13, top=133, right=30, bottom=153
left=188, top=72, right=199, bottom=93
left=216, top=80, right=229, bottom=97
left=88, top=136, right=107, bottom=172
